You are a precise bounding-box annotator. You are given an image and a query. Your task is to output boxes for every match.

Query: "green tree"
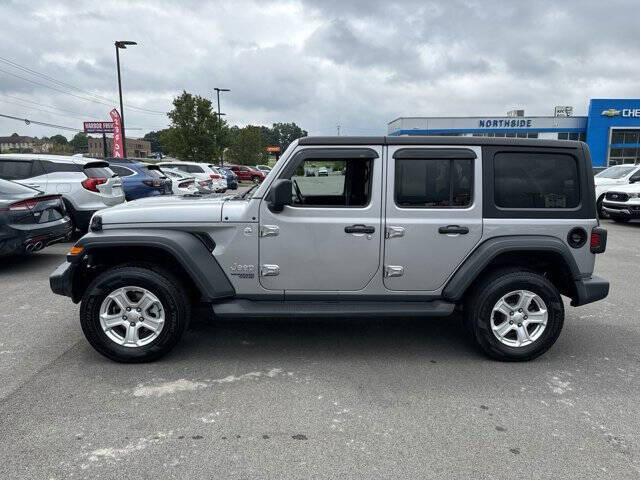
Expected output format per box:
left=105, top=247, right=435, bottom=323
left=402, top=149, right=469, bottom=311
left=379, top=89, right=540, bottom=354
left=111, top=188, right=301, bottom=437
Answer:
left=69, top=132, right=88, bottom=153
left=268, top=122, right=308, bottom=151
left=164, top=91, right=223, bottom=162
left=143, top=129, right=170, bottom=154
left=226, top=125, right=268, bottom=166
left=49, top=134, right=68, bottom=145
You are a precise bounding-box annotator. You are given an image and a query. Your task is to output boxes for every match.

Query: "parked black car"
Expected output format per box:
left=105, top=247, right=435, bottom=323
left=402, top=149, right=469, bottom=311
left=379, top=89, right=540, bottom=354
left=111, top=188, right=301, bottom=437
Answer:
left=0, top=179, right=72, bottom=255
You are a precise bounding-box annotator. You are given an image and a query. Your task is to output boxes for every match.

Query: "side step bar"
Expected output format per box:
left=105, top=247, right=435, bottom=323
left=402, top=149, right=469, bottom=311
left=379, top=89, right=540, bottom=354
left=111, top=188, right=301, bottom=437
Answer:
left=212, top=299, right=455, bottom=319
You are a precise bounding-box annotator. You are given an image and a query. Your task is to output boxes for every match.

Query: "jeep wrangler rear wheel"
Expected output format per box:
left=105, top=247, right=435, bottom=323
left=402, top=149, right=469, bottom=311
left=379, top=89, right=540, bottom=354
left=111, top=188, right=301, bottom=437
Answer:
left=80, top=265, right=190, bottom=363
left=466, top=270, right=564, bottom=361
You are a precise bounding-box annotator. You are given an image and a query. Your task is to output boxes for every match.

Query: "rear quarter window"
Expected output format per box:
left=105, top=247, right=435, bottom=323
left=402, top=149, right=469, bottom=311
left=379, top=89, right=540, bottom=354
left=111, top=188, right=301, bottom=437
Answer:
left=0, top=160, right=38, bottom=180
left=494, top=152, right=579, bottom=209
left=83, top=166, right=114, bottom=178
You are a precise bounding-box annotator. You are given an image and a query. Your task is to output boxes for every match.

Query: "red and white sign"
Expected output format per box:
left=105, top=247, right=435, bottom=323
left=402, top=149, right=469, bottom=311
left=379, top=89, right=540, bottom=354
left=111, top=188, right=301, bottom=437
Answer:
left=109, top=109, right=124, bottom=158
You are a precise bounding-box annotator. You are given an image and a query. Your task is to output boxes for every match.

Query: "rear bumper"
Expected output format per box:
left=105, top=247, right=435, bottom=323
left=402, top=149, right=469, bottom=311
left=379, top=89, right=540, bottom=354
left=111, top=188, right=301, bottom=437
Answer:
left=0, top=217, right=73, bottom=255
left=572, top=275, right=609, bottom=307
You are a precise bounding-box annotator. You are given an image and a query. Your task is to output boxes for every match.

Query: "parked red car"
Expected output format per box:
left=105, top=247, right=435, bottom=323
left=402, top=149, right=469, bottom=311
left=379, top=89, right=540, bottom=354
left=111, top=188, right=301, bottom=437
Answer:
left=224, top=164, right=266, bottom=183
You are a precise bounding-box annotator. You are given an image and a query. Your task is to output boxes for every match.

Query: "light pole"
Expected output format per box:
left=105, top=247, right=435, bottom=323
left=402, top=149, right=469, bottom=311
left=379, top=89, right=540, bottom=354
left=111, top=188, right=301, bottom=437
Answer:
left=214, top=87, right=230, bottom=166
left=115, top=40, right=137, bottom=158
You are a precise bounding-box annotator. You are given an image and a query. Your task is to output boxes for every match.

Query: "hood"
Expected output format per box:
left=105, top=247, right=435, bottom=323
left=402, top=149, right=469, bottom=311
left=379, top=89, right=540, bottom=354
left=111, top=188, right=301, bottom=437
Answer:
left=98, top=194, right=226, bottom=225
left=604, top=183, right=640, bottom=193
left=594, top=177, right=626, bottom=186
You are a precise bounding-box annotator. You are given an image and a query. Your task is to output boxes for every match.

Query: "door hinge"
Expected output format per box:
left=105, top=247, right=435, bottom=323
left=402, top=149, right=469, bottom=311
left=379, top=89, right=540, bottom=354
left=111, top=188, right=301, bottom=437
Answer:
left=384, top=265, right=404, bottom=278
left=260, top=264, right=280, bottom=276
left=385, top=226, right=405, bottom=239
left=260, top=225, right=279, bottom=237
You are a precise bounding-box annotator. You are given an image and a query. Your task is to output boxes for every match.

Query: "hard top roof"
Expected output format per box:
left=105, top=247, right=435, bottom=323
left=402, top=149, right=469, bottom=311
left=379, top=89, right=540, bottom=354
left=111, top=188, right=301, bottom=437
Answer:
left=298, top=136, right=584, bottom=149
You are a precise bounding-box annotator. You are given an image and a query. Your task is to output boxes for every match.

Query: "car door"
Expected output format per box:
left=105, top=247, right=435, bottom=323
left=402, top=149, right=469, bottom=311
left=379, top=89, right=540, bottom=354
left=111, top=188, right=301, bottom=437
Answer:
left=259, top=145, right=383, bottom=292
left=383, top=146, right=483, bottom=291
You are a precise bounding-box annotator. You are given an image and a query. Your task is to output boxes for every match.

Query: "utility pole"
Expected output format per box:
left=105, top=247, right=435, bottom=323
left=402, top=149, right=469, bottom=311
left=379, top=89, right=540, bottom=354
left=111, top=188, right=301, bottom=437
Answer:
left=115, top=40, right=137, bottom=158
left=337, top=125, right=341, bottom=136
left=214, top=87, right=230, bottom=166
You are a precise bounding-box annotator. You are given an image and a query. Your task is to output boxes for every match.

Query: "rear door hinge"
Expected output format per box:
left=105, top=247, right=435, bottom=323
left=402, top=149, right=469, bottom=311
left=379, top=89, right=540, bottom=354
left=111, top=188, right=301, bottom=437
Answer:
left=385, top=226, right=405, bottom=239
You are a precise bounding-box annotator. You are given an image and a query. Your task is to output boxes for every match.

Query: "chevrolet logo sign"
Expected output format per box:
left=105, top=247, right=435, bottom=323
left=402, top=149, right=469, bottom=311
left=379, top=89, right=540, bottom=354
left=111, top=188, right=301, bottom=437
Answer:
left=601, top=108, right=621, bottom=117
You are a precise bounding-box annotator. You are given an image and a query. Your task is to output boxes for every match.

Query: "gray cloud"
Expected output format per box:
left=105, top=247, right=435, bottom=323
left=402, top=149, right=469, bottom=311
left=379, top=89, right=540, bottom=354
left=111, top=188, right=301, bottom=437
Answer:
left=0, top=0, right=638, bottom=139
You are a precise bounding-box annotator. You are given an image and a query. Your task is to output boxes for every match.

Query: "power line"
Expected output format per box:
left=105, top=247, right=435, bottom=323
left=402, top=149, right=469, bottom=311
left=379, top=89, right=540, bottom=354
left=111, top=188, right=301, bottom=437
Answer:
left=0, top=112, right=82, bottom=132
left=0, top=94, right=103, bottom=119
left=0, top=58, right=167, bottom=116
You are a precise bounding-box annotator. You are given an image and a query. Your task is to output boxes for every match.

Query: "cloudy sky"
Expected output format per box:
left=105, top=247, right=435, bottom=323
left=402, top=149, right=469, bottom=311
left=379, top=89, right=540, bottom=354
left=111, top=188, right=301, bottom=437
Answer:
left=0, top=0, right=638, bottom=139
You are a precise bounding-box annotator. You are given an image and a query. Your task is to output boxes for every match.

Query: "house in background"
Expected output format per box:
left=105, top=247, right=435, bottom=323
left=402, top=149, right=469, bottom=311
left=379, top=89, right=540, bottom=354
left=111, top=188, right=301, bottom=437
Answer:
left=0, top=133, right=52, bottom=153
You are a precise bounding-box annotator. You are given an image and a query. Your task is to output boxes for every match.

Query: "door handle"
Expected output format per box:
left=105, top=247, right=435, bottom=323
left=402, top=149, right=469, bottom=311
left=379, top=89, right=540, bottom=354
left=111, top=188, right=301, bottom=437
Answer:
left=345, top=224, right=375, bottom=234
left=438, top=225, right=469, bottom=235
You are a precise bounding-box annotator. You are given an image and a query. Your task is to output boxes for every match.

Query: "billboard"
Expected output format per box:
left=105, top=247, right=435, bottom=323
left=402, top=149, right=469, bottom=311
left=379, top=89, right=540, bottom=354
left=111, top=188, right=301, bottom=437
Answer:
left=83, top=121, right=114, bottom=133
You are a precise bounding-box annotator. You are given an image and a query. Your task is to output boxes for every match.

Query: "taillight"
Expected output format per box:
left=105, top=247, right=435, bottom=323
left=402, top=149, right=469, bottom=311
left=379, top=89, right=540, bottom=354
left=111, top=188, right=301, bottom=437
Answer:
left=143, top=179, right=162, bottom=188
left=198, top=180, right=207, bottom=186
left=210, top=174, right=220, bottom=179
left=7, top=198, right=39, bottom=211
left=82, top=177, right=107, bottom=192
left=590, top=227, right=607, bottom=254
left=178, top=181, right=191, bottom=188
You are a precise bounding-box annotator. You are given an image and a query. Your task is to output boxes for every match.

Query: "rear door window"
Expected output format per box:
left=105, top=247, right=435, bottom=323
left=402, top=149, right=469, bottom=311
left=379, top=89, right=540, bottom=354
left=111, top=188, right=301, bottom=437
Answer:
left=140, top=166, right=164, bottom=178
left=0, top=160, right=37, bottom=180
left=494, top=152, right=579, bottom=208
left=109, top=165, right=135, bottom=177
left=185, top=165, right=204, bottom=174
left=395, top=158, right=473, bottom=208
left=41, top=161, right=81, bottom=174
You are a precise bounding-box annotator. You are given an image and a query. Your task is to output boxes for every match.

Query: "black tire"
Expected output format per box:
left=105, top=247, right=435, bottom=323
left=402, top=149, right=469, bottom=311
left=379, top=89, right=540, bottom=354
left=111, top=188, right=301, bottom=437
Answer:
left=61, top=198, right=77, bottom=235
left=611, top=215, right=630, bottom=223
left=465, top=269, right=564, bottom=361
left=597, top=196, right=608, bottom=218
left=80, top=264, right=190, bottom=363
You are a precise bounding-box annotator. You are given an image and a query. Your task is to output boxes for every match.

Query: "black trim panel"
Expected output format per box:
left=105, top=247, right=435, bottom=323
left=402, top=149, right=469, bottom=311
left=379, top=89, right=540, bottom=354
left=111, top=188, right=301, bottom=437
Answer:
left=298, top=136, right=584, bottom=149
left=443, top=235, right=582, bottom=301
left=76, top=229, right=235, bottom=301
left=213, top=299, right=455, bottom=318
left=393, top=148, right=477, bottom=159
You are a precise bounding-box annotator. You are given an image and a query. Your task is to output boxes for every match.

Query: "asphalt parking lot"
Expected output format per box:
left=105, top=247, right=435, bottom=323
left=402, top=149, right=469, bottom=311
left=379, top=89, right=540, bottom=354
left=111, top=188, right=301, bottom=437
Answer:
left=0, top=219, right=639, bottom=479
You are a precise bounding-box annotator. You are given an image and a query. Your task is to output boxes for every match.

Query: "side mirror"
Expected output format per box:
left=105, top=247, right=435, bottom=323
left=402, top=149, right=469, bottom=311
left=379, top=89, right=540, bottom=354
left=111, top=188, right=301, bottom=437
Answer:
left=267, top=179, right=292, bottom=213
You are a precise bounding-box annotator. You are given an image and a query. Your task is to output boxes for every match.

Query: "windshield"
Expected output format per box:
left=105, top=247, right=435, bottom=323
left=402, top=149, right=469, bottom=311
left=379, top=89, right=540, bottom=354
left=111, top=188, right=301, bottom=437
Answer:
left=596, top=165, right=637, bottom=179
left=0, top=178, right=39, bottom=195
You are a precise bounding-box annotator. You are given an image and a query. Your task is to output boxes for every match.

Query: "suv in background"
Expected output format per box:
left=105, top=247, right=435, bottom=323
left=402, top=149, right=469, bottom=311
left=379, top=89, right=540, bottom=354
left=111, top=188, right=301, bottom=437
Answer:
left=106, top=158, right=172, bottom=201
left=594, top=164, right=640, bottom=215
left=0, top=154, right=124, bottom=232
left=225, top=164, right=265, bottom=183
left=51, top=136, right=608, bottom=363
left=157, top=161, right=227, bottom=192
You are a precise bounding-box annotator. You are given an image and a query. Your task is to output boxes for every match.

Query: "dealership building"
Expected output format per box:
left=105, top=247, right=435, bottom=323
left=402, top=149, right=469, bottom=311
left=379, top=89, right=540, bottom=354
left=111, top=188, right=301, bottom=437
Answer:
left=388, top=99, right=640, bottom=167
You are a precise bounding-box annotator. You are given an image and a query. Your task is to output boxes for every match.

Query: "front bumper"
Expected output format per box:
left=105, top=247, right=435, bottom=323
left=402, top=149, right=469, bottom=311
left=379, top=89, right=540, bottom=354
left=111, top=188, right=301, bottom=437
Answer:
left=571, top=275, right=609, bottom=306
left=602, top=201, right=640, bottom=218
left=50, top=260, right=76, bottom=299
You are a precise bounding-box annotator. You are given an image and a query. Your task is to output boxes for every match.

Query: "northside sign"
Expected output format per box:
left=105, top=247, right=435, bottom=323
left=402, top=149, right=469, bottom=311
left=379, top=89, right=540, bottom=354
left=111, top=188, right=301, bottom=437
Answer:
left=478, top=118, right=534, bottom=128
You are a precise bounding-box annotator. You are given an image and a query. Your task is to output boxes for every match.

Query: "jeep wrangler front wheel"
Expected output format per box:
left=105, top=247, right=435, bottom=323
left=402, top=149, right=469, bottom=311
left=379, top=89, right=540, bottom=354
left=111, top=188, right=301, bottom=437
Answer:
left=466, top=270, right=564, bottom=361
left=80, top=265, right=190, bottom=363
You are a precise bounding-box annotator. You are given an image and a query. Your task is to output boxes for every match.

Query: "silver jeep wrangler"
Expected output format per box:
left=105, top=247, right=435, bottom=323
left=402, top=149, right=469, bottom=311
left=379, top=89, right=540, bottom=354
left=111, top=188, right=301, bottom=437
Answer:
left=50, top=136, right=609, bottom=363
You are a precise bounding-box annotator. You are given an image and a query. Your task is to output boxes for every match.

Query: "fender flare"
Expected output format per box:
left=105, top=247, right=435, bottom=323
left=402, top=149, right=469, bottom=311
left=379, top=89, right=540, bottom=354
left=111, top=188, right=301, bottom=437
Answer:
left=76, top=229, right=235, bottom=301
left=442, top=235, right=581, bottom=301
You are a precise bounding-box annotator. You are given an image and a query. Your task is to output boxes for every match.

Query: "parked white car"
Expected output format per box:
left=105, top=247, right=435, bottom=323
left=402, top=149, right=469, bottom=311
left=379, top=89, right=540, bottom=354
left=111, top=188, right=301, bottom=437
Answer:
left=161, top=168, right=208, bottom=195
left=0, top=154, right=124, bottom=231
left=157, top=161, right=227, bottom=192
left=594, top=164, right=640, bottom=215
left=601, top=182, right=640, bottom=222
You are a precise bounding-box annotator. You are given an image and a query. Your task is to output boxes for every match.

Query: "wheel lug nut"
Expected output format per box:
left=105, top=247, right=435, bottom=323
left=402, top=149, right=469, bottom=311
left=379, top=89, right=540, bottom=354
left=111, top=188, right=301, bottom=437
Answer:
left=518, top=323, right=522, bottom=327
left=126, top=307, right=131, bottom=311
left=518, top=308, right=523, bottom=313
left=509, top=311, right=514, bottom=316
left=130, top=322, right=136, bottom=327
left=524, top=315, right=528, bottom=320
left=139, top=317, right=144, bottom=322
left=137, top=308, right=141, bottom=312
left=122, top=315, right=127, bottom=320
left=509, top=320, right=514, bottom=325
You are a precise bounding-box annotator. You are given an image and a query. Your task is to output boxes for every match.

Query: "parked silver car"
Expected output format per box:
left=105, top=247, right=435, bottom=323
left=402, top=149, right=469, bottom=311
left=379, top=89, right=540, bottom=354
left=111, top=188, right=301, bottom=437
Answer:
left=0, top=154, right=124, bottom=232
